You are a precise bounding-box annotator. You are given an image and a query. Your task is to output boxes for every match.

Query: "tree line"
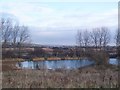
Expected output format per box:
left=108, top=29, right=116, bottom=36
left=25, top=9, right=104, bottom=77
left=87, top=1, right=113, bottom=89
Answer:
left=76, top=27, right=120, bottom=53
left=0, top=18, right=30, bottom=58
left=0, top=18, right=30, bottom=47
left=76, top=27, right=112, bottom=49
left=76, top=27, right=120, bottom=64
left=1, top=18, right=120, bottom=61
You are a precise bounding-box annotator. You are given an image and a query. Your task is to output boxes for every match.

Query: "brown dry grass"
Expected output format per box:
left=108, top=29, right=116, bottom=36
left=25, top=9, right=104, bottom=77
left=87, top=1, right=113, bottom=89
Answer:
left=33, top=57, right=45, bottom=61
left=32, top=57, right=80, bottom=61
left=2, top=59, right=119, bottom=88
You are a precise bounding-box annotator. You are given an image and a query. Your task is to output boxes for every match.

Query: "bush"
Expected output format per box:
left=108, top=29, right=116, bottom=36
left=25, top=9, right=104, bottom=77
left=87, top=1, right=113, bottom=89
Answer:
left=88, top=50, right=109, bottom=65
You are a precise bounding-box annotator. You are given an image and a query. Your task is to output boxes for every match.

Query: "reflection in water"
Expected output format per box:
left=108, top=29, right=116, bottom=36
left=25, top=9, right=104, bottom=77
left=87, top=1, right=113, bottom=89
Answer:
left=109, top=58, right=118, bottom=65
left=16, top=59, right=94, bottom=70
left=16, top=58, right=118, bottom=70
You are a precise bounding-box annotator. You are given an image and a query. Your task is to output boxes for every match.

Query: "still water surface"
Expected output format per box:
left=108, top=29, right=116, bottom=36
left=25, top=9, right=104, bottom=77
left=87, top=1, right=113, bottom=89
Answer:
left=109, top=58, right=118, bottom=65
left=16, top=58, right=118, bottom=70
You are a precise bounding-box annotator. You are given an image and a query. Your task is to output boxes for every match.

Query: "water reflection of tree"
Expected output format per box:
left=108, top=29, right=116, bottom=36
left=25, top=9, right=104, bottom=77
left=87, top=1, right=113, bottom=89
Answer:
left=18, top=62, right=22, bottom=68
left=33, top=62, right=39, bottom=69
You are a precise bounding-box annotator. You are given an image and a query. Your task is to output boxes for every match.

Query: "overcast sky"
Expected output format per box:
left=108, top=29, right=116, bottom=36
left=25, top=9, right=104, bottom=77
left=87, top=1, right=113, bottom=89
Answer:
left=0, top=0, right=118, bottom=46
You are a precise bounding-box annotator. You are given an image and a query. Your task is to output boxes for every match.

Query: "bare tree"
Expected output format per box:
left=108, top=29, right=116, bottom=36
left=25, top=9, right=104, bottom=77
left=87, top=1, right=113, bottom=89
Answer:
left=12, top=24, right=20, bottom=45
left=17, top=26, right=30, bottom=57
left=1, top=17, right=31, bottom=58
left=98, top=28, right=103, bottom=48
left=83, top=29, right=91, bottom=47
left=18, top=26, right=30, bottom=44
left=76, top=30, right=83, bottom=47
left=1, top=18, right=13, bottom=46
left=116, top=28, right=120, bottom=46
left=116, top=28, right=120, bottom=58
left=0, top=18, right=4, bottom=42
left=101, top=27, right=110, bottom=49
left=91, top=28, right=100, bottom=49
left=90, top=27, right=110, bottom=65
left=1, top=18, right=30, bottom=46
left=0, top=18, right=4, bottom=32
left=76, top=30, right=83, bottom=58
left=91, top=27, right=110, bottom=50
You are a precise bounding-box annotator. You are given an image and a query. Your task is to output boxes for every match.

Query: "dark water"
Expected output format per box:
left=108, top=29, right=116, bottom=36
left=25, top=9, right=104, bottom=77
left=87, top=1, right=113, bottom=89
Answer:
left=16, top=58, right=118, bottom=70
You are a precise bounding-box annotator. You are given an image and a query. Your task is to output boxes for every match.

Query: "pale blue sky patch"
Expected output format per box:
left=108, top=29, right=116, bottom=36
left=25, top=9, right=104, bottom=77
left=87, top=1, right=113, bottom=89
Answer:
left=0, top=0, right=119, bottom=3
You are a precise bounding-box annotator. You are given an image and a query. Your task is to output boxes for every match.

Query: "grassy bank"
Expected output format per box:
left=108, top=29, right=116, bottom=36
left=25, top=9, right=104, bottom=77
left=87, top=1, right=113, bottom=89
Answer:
left=2, top=59, right=119, bottom=88
left=33, top=57, right=82, bottom=61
